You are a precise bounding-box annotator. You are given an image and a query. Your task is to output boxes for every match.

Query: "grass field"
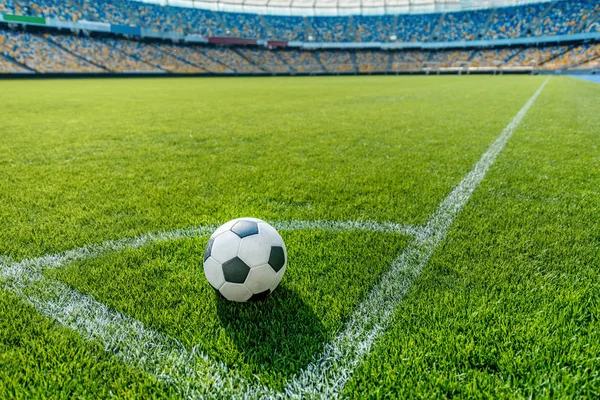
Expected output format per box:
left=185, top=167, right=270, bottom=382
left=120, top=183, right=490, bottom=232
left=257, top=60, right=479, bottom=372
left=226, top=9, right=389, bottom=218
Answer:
left=0, top=76, right=598, bottom=398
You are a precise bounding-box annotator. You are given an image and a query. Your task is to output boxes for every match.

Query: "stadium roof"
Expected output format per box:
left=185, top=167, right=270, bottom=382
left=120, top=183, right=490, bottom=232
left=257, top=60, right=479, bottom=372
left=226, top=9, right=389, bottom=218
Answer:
left=151, top=0, right=551, bottom=16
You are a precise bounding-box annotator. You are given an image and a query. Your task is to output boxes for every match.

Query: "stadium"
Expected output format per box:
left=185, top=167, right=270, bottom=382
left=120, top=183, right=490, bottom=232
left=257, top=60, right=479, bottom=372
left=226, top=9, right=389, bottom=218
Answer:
left=0, top=0, right=598, bottom=74
left=1, top=0, right=599, bottom=399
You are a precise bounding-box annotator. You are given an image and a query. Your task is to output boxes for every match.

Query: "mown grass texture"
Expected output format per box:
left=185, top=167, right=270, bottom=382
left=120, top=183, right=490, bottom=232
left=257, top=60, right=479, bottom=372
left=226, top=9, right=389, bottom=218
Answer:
left=1, top=75, right=598, bottom=398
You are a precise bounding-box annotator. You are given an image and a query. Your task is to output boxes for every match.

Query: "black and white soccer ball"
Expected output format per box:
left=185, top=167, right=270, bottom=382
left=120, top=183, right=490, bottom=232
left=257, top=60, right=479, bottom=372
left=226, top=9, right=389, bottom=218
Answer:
left=203, top=218, right=287, bottom=302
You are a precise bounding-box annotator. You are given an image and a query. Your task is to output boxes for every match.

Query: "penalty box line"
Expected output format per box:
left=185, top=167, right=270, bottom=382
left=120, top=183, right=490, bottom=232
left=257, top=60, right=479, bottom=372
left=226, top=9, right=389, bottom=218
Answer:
left=0, top=219, right=422, bottom=399
left=0, top=77, right=548, bottom=399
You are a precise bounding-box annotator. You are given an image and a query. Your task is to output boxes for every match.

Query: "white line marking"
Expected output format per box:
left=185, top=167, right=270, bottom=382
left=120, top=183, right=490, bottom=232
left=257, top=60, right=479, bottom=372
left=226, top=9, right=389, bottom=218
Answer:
left=283, top=77, right=549, bottom=399
left=1, top=269, right=268, bottom=398
left=0, top=77, right=548, bottom=399
left=2, top=220, right=419, bottom=281
left=273, top=220, right=424, bottom=237
left=0, top=219, right=420, bottom=398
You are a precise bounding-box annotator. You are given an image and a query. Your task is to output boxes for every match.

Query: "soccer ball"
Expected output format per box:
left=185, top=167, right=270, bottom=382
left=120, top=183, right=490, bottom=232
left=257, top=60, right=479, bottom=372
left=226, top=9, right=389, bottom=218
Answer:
left=203, top=218, right=287, bottom=302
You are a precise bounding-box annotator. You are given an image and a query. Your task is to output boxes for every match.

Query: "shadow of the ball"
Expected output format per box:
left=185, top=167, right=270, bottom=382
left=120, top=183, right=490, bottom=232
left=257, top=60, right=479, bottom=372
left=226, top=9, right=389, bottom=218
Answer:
left=214, top=284, right=327, bottom=379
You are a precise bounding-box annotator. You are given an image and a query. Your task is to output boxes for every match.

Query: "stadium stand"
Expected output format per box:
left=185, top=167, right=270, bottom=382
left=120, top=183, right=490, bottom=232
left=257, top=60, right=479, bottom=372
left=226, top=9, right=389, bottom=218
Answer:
left=504, top=44, right=574, bottom=68
left=483, top=2, right=548, bottom=39
left=574, top=49, right=600, bottom=69
left=318, top=50, right=356, bottom=72
left=157, top=43, right=232, bottom=73
left=0, top=30, right=103, bottom=72
left=0, top=53, right=31, bottom=72
left=220, top=12, right=264, bottom=39
left=354, top=15, right=394, bottom=42
left=427, top=49, right=474, bottom=68
left=29, top=0, right=83, bottom=21
left=0, top=0, right=598, bottom=75
left=83, top=0, right=138, bottom=26
left=136, top=2, right=181, bottom=33
left=468, top=47, right=522, bottom=68
left=278, top=49, right=324, bottom=73
left=0, top=0, right=597, bottom=43
left=356, top=50, right=390, bottom=72
left=238, top=47, right=290, bottom=73
left=536, top=0, right=600, bottom=36
left=542, top=42, right=600, bottom=69
left=43, top=33, right=157, bottom=72
left=201, top=46, right=263, bottom=73
left=395, top=13, right=438, bottom=42
left=309, top=16, right=351, bottom=42
left=171, top=7, right=225, bottom=37
left=390, top=50, right=429, bottom=71
left=263, top=15, right=305, bottom=41
left=0, top=0, right=17, bottom=15
left=436, top=9, right=489, bottom=42
left=103, top=38, right=202, bottom=72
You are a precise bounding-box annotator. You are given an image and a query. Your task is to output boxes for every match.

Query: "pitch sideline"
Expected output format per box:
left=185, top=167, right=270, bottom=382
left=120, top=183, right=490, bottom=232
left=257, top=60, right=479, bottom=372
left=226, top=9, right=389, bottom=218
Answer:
left=0, top=77, right=549, bottom=399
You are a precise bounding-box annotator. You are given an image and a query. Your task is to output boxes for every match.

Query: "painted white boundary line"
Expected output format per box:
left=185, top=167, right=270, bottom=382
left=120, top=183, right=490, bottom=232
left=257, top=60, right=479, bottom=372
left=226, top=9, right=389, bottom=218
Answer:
left=283, top=77, right=549, bottom=399
left=0, top=77, right=548, bottom=399
left=0, top=220, right=420, bottom=281
left=0, top=219, right=421, bottom=399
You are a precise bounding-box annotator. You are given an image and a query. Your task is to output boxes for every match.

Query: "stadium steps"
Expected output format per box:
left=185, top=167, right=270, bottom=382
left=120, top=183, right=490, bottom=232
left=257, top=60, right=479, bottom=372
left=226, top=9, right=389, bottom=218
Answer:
left=105, top=39, right=168, bottom=73
left=349, top=50, right=359, bottom=73
left=467, top=49, right=478, bottom=62
left=479, top=8, right=496, bottom=38
left=578, top=9, right=600, bottom=33
left=214, top=11, right=229, bottom=36
left=346, top=15, right=356, bottom=41
left=431, top=13, right=445, bottom=40
left=537, top=1, right=558, bottom=22
left=503, top=47, right=525, bottom=66
left=231, top=47, right=268, bottom=72
left=196, top=49, right=235, bottom=73
left=0, top=53, right=36, bottom=73
left=313, top=51, right=327, bottom=72
left=152, top=44, right=208, bottom=73
left=163, top=5, right=181, bottom=34
left=538, top=44, right=578, bottom=67
left=258, top=14, right=271, bottom=39
left=303, top=17, right=316, bottom=42
left=529, top=1, right=557, bottom=36
left=273, top=51, right=295, bottom=73
left=571, top=52, right=600, bottom=69
left=43, top=34, right=111, bottom=72
left=391, top=14, right=399, bottom=41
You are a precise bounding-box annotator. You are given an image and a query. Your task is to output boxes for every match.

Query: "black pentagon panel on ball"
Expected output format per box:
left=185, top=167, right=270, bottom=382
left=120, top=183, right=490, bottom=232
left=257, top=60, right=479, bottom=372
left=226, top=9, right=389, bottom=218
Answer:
left=231, top=220, right=259, bottom=238
left=204, top=237, right=215, bottom=262
left=268, top=246, right=285, bottom=272
left=248, top=290, right=271, bottom=302
left=222, top=257, right=251, bottom=284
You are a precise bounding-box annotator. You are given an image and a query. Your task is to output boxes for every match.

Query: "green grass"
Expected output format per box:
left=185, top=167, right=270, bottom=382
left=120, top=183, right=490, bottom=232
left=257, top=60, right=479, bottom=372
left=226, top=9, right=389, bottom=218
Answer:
left=49, top=230, right=408, bottom=389
left=1, top=75, right=598, bottom=398
left=345, top=77, right=600, bottom=398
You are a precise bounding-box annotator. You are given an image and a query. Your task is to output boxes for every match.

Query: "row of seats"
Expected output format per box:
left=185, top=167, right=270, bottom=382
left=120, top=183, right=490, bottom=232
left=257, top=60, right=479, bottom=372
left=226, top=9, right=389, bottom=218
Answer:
left=1, top=29, right=599, bottom=74
left=44, top=33, right=160, bottom=71
left=1, top=0, right=598, bottom=42
left=356, top=50, right=389, bottom=72
left=0, top=29, right=103, bottom=72
left=0, top=0, right=17, bottom=15
left=0, top=53, right=30, bottom=72
left=542, top=42, right=600, bottom=69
